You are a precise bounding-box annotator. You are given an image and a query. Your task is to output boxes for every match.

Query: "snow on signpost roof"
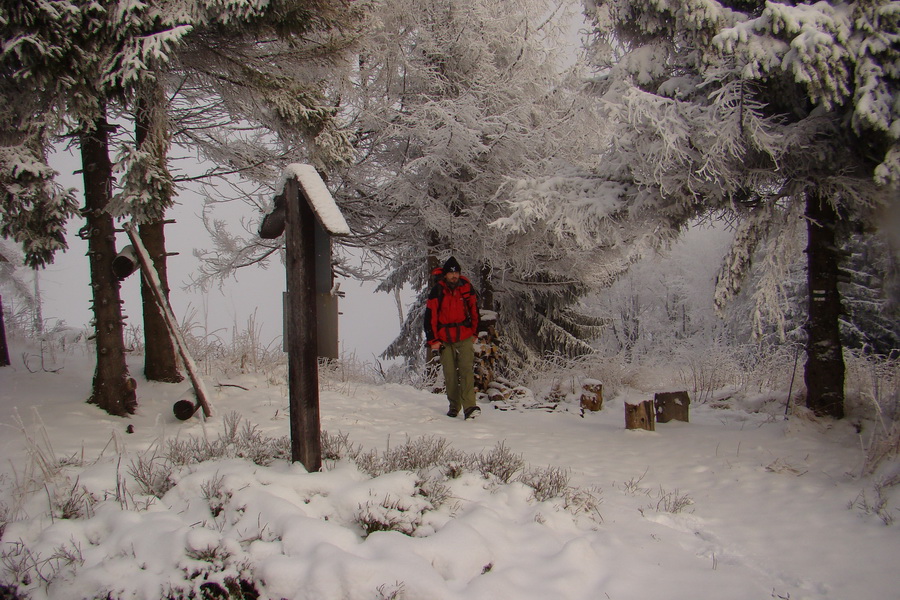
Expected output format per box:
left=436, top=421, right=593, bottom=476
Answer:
left=279, top=163, right=350, bottom=236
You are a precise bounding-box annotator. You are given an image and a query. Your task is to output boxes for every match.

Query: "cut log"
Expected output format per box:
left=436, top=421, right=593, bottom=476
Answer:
left=474, top=315, right=499, bottom=394
left=654, top=391, right=690, bottom=423
left=625, top=399, right=655, bottom=431
left=580, top=380, right=603, bottom=412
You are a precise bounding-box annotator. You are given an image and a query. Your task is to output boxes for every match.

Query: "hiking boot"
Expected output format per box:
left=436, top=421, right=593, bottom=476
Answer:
left=447, top=407, right=459, bottom=418
left=464, top=406, right=481, bottom=420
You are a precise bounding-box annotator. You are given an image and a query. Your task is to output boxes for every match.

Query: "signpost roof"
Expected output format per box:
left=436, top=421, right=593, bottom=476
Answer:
left=279, top=164, right=350, bottom=236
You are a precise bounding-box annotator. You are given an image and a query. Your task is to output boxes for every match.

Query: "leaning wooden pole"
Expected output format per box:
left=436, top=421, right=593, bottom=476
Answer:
left=124, top=222, right=213, bottom=418
left=284, top=177, right=322, bottom=472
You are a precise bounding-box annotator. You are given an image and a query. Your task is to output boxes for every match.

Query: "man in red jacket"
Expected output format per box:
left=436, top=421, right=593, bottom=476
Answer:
left=424, top=256, right=481, bottom=419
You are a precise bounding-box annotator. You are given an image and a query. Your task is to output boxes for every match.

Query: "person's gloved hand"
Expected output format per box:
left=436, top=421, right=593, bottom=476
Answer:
left=429, top=340, right=442, bottom=351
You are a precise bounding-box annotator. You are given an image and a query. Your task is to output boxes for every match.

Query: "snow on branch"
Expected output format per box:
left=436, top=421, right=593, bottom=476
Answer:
left=490, top=173, right=631, bottom=248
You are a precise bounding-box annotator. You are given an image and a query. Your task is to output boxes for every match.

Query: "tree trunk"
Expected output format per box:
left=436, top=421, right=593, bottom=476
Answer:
left=135, top=86, right=182, bottom=383
left=33, top=271, right=43, bottom=336
left=0, top=295, right=10, bottom=367
left=139, top=221, right=183, bottom=382
left=81, top=113, right=137, bottom=416
left=804, top=192, right=845, bottom=419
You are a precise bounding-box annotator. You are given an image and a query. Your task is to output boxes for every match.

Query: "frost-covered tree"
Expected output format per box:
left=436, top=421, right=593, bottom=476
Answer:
left=724, top=219, right=900, bottom=355
left=586, top=222, right=736, bottom=359
left=164, top=0, right=363, bottom=287
left=110, top=0, right=360, bottom=383
left=1, top=0, right=192, bottom=414
left=2, top=0, right=360, bottom=413
left=0, top=241, right=32, bottom=311
left=0, top=240, right=32, bottom=366
left=0, top=1, right=79, bottom=269
left=495, top=0, right=898, bottom=417
left=321, top=0, right=606, bottom=366
left=122, top=81, right=184, bottom=383
left=837, top=231, right=899, bottom=355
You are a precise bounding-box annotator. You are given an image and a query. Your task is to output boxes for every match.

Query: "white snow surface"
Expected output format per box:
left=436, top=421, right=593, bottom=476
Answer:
left=278, top=163, right=350, bottom=236
left=0, top=347, right=898, bottom=600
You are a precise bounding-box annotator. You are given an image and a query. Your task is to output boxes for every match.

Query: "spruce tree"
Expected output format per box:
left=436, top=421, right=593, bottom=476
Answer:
left=325, top=0, right=603, bottom=367
left=2, top=0, right=360, bottom=411
left=498, top=0, right=898, bottom=417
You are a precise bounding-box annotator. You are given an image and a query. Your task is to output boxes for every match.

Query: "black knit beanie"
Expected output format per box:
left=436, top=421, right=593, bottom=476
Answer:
left=442, top=256, right=461, bottom=273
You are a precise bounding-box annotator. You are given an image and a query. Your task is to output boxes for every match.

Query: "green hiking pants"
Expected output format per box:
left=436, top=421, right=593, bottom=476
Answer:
left=440, top=336, right=477, bottom=412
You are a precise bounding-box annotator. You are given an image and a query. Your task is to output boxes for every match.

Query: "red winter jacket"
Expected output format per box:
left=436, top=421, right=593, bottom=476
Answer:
left=424, top=276, right=479, bottom=344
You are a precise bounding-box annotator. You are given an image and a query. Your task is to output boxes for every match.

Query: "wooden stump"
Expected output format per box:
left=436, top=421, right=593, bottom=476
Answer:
left=654, top=391, right=690, bottom=423
left=580, top=380, right=603, bottom=412
left=625, top=399, right=655, bottom=431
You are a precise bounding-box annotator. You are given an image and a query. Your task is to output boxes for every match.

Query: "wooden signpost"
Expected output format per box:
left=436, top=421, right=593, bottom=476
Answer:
left=278, top=165, right=349, bottom=472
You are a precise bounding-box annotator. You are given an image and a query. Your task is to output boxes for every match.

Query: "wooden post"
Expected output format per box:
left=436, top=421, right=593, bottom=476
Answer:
left=275, top=164, right=349, bottom=472
left=625, top=399, right=655, bottom=431
left=285, top=177, right=322, bottom=472
left=654, top=391, right=690, bottom=423
left=314, top=220, right=339, bottom=360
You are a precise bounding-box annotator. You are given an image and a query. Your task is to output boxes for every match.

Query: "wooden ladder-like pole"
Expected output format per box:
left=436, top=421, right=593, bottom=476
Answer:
left=124, top=222, right=213, bottom=418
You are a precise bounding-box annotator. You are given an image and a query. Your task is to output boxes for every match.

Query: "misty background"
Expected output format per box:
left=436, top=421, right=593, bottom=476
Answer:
left=39, top=148, right=408, bottom=364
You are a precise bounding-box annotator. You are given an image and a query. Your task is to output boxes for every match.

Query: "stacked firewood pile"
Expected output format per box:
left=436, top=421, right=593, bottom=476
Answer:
left=473, top=310, right=500, bottom=394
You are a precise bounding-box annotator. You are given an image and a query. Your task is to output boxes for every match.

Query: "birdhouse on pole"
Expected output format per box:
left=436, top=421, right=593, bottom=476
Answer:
left=263, top=164, right=349, bottom=472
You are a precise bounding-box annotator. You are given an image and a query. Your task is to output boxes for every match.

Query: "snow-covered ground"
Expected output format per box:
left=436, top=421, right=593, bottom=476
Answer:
left=0, top=343, right=897, bottom=600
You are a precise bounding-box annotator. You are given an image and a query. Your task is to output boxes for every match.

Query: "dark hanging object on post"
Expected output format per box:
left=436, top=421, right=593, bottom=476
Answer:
left=259, top=193, right=287, bottom=239
left=112, top=245, right=139, bottom=280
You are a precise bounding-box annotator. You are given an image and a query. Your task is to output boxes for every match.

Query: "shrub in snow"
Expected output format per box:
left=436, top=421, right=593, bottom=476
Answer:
left=0, top=420, right=604, bottom=599
left=163, top=412, right=291, bottom=468
left=320, top=430, right=361, bottom=463
left=355, top=492, right=429, bottom=537
left=476, top=441, right=525, bottom=483
left=848, top=479, right=898, bottom=527
left=516, top=466, right=569, bottom=503
left=128, top=453, right=175, bottom=499
left=354, top=435, right=471, bottom=479
left=650, top=487, right=695, bottom=515
left=0, top=583, right=23, bottom=600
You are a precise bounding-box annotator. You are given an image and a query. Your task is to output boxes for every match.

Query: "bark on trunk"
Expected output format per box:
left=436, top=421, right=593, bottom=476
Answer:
left=81, top=114, right=137, bottom=416
left=804, top=192, right=845, bottom=419
left=0, top=295, right=10, bottom=367
left=134, top=86, right=182, bottom=383
left=139, top=221, right=183, bottom=382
